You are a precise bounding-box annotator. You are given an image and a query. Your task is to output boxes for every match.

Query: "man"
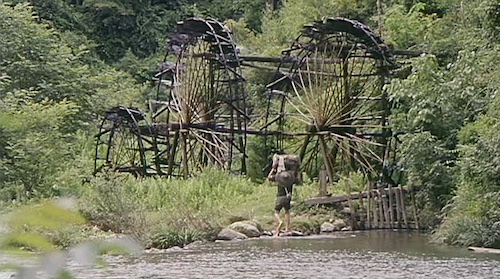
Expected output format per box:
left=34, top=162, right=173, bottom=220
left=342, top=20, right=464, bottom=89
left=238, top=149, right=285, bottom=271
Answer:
left=267, top=154, right=301, bottom=237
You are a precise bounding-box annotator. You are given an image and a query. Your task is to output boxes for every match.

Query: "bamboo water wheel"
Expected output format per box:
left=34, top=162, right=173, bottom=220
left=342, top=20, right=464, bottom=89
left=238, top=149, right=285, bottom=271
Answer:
left=94, top=107, right=151, bottom=176
left=95, top=18, right=247, bottom=178
left=262, top=17, right=397, bottom=184
left=94, top=17, right=400, bottom=184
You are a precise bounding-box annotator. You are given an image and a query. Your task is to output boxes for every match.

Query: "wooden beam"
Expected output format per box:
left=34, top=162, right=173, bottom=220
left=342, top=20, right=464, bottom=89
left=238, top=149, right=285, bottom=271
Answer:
left=305, top=186, right=408, bottom=206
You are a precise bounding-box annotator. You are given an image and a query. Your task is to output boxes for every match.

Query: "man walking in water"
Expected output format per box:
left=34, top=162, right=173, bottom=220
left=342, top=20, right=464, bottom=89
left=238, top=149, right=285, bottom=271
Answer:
left=267, top=154, right=301, bottom=236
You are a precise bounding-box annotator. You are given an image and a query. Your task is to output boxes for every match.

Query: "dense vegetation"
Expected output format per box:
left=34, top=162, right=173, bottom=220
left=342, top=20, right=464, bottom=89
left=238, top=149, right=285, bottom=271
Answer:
left=1, top=0, right=499, bottom=250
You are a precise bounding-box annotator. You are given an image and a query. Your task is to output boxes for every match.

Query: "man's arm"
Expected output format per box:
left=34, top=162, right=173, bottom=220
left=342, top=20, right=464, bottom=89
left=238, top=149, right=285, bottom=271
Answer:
left=267, top=167, right=277, bottom=182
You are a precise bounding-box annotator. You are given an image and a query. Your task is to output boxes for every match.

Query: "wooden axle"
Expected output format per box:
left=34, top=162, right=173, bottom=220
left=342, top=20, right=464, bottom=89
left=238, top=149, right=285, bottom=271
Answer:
left=140, top=122, right=388, bottom=138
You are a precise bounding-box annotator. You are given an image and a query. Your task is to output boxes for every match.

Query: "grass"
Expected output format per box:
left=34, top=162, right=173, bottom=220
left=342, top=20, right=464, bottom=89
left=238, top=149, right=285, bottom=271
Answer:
left=1, top=168, right=353, bottom=252
left=78, top=168, right=329, bottom=248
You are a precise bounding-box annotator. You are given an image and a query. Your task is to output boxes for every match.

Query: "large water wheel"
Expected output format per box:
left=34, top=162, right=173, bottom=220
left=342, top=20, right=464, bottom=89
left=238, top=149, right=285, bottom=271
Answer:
left=262, top=17, right=397, bottom=187
left=151, top=18, right=247, bottom=178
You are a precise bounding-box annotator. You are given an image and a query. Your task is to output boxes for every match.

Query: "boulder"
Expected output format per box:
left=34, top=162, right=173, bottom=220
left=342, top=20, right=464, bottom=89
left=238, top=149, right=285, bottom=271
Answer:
left=241, top=220, right=264, bottom=233
left=217, top=228, right=248, bottom=241
left=332, top=219, right=347, bottom=231
left=228, top=221, right=261, bottom=237
left=320, top=222, right=336, bottom=233
left=320, top=219, right=348, bottom=232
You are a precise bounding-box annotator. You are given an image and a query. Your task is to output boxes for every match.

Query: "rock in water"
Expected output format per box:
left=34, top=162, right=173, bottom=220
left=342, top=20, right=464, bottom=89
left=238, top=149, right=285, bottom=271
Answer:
left=217, top=228, right=248, bottom=241
left=320, top=222, right=336, bottom=233
left=228, top=221, right=261, bottom=237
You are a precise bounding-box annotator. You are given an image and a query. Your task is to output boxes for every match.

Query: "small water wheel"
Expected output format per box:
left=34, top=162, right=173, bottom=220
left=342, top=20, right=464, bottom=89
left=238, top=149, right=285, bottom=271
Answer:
left=94, top=107, right=151, bottom=176
left=151, top=18, right=247, bottom=178
left=263, top=17, right=397, bottom=183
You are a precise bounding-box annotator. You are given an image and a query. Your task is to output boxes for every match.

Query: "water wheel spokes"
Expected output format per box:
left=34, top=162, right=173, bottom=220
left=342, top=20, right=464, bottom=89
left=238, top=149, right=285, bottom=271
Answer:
left=153, top=18, right=247, bottom=178
left=264, top=18, right=395, bottom=181
left=94, top=107, right=150, bottom=176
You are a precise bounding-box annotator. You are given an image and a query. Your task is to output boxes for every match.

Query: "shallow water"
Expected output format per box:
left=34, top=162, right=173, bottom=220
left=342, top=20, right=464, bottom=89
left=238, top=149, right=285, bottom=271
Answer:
left=2, top=231, right=500, bottom=279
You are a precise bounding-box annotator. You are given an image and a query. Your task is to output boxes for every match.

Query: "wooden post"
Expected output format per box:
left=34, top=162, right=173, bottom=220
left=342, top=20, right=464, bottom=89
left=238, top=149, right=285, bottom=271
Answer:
left=410, top=190, right=420, bottom=230
left=398, top=185, right=408, bottom=228
left=388, top=185, right=394, bottom=228
left=377, top=190, right=384, bottom=228
left=181, top=130, right=189, bottom=179
left=319, top=169, right=328, bottom=196
left=394, top=186, right=402, bottom=229
left=167, top=131, right=180, bottom=176
left=366, top=180, right=372, bottom=229
left=342, top=171, right=356, bottom=230
left=372, top=195, right=379, bottom=229
left=359, top=194, right=365, bottom=229
left=380, top=189, right=390, bottom=228
left=318, top=135, right=335, bottom=188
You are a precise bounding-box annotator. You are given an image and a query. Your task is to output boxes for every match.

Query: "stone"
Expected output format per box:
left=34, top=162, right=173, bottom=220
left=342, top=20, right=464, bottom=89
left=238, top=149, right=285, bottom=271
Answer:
left=228, top=221, right=261, bottom=237
left=241, top=220, right=264, bottom=233
left=341, top=226, right=352, bottom=231
left=321, top=219, right=347, bottom=232
left=320, top=222, right=336, bottom=233
left=332, top=219, right=347, bottom=231
left=217, top=228, right=248, bottom=241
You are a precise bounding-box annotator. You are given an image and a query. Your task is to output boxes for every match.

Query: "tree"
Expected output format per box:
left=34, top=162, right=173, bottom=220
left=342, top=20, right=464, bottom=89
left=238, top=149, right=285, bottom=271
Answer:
left=0, top=3, right=144, bottom=201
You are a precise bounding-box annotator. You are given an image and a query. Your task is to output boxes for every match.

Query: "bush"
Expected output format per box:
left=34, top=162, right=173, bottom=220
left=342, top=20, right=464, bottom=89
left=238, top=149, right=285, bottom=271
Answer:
left=434, top=216, right=500, bottom=248
left=1, top=199, right=87, bottom=251
left=79, top=169, right=290, bottom=247
left=150, top=228, right=206, bottom=249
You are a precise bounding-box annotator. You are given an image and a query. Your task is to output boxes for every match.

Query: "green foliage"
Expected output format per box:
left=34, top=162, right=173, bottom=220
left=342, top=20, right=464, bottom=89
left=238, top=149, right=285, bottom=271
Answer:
left=383, top=3, right=437, bottom=49
left=1, top=199, right=87, bottom=251
left=333, top=171, right=367, bottom=194
left=251, top=0, right=375, bottom=55
left=0, top=2, right=145, bottom=202
left=79, top=170, right=268, bottom=246
left=436, top=94, right=500, bottom=247
left=0, top=98, right=79, bottom=200
left=396, top=132, right=455, bottom=228
left=386, top=0, right=499, bottom=230
left=435, top=216, right=500, bottom=248
left=150, top=228, right=205, bottom=249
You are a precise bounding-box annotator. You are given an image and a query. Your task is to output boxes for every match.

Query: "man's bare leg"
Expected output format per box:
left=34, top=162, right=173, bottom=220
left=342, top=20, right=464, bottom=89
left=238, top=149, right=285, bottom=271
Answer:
left=274, top=211, right=283, bottom=237
left=284, top=211, right=291, bottom=232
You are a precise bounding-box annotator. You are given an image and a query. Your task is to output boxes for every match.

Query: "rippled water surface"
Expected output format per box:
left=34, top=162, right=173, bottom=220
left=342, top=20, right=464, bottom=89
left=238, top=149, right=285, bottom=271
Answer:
left=2, top=231, right=500, bottom=278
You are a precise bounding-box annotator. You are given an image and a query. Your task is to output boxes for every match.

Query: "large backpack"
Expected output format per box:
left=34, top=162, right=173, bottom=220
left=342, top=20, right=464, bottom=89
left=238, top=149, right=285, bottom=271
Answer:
left=272, top=154, right=301, bottom=186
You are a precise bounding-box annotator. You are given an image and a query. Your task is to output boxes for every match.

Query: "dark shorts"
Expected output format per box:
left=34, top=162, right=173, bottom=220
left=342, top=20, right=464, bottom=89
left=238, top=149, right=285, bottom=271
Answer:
left=275, top=195, right=291, bottom=212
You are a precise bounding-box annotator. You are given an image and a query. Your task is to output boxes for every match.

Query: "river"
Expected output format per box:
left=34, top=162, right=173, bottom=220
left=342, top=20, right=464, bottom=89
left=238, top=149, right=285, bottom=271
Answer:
left=1, top=230, right=499, bottom=278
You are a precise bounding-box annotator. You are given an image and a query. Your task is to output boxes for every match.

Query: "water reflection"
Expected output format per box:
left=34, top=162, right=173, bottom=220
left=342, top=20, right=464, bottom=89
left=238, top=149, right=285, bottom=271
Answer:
left=2, top=231, right=499, bottom=279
